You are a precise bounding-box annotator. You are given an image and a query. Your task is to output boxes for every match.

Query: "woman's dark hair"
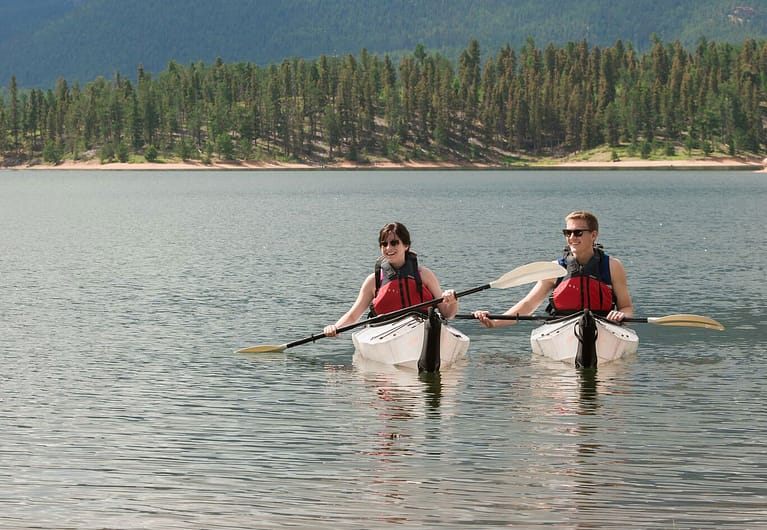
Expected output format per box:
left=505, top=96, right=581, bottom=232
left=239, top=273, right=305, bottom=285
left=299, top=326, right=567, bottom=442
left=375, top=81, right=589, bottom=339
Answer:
left=378, top=222, right=411, bottom=246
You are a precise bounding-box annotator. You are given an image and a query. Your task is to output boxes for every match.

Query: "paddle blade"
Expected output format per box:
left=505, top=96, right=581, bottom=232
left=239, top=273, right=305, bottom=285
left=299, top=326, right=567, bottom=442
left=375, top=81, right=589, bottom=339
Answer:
left=489, top=261, right=566, bottom=290
left=236, top=344, right=289, bottom=353
left=646, top=314, right=725, bottom=331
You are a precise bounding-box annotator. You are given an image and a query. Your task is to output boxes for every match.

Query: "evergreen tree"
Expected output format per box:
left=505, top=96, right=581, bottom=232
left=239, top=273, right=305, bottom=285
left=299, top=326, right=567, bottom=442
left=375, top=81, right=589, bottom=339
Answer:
left=9, top=76, right=20, bottom=152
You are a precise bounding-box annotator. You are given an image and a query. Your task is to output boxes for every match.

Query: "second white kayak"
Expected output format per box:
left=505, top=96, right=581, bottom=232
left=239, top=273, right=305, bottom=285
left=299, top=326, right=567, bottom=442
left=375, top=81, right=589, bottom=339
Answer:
left=530, top=310, right=639, bottom=366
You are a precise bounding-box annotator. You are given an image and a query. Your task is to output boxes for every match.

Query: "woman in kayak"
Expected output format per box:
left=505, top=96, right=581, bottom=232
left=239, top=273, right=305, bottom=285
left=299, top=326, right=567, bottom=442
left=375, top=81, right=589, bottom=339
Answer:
left=473, top=210, right=634, bottom=328
left=323, top=222, right=459, bottom=337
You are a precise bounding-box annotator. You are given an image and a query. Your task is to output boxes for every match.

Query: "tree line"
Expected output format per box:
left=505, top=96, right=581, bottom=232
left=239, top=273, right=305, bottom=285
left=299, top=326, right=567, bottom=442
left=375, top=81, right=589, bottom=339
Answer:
left=1, top=37, right=765, bottom=166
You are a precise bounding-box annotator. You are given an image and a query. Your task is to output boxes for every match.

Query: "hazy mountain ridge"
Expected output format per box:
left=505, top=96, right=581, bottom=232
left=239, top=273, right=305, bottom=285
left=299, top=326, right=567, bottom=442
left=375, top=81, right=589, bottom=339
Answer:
left=1, top=0, right=765, bottom=88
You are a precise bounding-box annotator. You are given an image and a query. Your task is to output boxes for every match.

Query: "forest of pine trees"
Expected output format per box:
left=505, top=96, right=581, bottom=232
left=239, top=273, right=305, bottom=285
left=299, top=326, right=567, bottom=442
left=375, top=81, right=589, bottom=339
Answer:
left=0, top=37, right=765, bottom=166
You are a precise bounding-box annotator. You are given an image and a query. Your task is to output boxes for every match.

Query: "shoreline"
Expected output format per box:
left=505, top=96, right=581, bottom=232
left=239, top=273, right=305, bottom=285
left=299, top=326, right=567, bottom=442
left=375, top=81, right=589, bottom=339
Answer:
left=5, top=156, right=766, bottom=171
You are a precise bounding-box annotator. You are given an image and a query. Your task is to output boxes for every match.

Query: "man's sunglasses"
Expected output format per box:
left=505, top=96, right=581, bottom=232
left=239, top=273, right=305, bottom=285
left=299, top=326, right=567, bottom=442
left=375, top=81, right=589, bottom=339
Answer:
left=562, top=229, right=592, bottom=237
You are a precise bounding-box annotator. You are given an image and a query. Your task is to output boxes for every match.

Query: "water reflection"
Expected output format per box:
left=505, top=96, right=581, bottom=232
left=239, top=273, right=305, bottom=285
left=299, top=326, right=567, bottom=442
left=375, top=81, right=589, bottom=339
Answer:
left=576, top=368, right=600, bottom=415
left=531, top=356, right=631, bottom=412
left=418, top=371, right=444, bottom=411
left=351, top=353, right=465, bottom=417
left=348, top=355, right=465, bottom=460
left=523, top=357, right=635, bottom=517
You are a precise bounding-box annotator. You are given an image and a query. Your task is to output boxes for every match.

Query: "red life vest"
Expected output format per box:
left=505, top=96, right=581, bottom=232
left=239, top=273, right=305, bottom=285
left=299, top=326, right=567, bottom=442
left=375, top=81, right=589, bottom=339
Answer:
left=548, top=246, right=615, bottom=315
left=371, top=252, right=434, bottom=316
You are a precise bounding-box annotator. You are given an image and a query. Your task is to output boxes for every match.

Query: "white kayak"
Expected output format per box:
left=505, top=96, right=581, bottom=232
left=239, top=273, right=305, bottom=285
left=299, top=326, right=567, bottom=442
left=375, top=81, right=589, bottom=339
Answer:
left=352, top=311, right=469, bottom=371
left=530, top=310, right=638, bottom=367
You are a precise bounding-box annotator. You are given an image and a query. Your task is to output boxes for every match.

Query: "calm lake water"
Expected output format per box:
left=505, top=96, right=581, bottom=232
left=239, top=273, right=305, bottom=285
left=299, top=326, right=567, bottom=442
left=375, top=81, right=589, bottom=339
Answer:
left=1, top=169, right=765, bottom=529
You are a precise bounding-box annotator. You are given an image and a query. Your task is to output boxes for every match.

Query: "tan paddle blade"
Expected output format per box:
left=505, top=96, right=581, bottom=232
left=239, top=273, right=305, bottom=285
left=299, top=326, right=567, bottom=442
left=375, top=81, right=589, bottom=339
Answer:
left=645, top=314, right=725, bottom=331
left=488, top=261, right=566, bottom=289
left=236, top=344, right=289, bottom=353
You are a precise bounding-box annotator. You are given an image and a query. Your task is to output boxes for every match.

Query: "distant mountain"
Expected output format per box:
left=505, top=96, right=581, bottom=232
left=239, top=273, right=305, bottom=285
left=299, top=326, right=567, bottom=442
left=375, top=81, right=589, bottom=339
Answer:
left=1, top=0, right=766, bottom=88
left=0, top=1, right=80, bottom=41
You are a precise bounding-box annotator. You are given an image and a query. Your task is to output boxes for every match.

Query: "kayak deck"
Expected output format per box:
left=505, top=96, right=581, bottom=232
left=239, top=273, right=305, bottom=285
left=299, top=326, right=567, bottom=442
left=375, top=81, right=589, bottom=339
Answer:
left=352, top=312, right=470, bottom=370
left=530, top=311, right=639, bottom=365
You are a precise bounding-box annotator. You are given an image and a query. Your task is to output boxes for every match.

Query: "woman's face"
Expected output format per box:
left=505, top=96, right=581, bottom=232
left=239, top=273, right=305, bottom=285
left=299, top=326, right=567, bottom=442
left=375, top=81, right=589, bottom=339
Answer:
left=379, top=231, right=408, bottom=265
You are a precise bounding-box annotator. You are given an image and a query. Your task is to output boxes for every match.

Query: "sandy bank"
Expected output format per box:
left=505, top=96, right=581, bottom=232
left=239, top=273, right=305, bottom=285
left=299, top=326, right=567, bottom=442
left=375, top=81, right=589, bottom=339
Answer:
left=8, top=156, right=766, bottom=171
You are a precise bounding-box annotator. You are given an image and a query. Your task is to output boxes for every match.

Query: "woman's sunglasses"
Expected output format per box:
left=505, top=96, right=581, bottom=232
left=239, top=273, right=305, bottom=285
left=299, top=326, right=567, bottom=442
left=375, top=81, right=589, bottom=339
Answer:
left=562, top=229, right=592, bottom=237
left=380, top=239, right=401, bottom=247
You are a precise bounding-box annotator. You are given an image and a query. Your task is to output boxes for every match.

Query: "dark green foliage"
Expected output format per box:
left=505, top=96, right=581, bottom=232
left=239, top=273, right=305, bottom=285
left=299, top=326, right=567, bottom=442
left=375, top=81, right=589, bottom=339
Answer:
left=641, top=140, right=653, bottom=159
left=176, top=138, right=193, bottom=161
left=145, top=145, right=158, bottom=162
left=99, top=143, right=115, bottom=163
left=665, top=142, right=676, bottom=156
left=42, top=140, right=62, bottom=164
left=117, top=142, right=130, bottom=162
left=1, top=38, right=765, bottom=166
left=216, top=133, right=235, bottom=160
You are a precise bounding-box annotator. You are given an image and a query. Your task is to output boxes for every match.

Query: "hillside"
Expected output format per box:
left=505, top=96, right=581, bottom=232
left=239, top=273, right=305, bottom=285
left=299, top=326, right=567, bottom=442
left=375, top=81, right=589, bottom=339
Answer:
left=1, top=0, right=766, bottom=88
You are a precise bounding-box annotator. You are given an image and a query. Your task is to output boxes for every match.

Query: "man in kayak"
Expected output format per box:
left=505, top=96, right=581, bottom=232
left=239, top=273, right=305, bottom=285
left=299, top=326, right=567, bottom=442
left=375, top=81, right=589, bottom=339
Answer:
left=473, top=210, right=634, bottom=328
left=324, top=222, right=458, bottom=336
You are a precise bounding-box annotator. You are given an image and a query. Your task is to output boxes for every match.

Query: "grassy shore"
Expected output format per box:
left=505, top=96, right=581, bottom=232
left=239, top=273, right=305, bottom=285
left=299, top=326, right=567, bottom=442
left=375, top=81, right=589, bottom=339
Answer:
left=7, top=145, right=766, bottom=171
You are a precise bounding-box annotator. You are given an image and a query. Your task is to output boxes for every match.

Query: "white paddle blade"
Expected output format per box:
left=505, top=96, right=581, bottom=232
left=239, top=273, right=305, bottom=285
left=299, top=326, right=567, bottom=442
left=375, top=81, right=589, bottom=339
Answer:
left=647, top=314, right=725, bottom=331
left=236, top=344, right=289, bottom=353
left=489, top=261, right=566, bottom=290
